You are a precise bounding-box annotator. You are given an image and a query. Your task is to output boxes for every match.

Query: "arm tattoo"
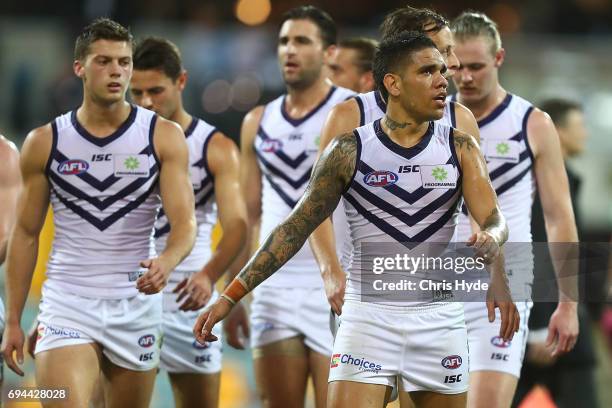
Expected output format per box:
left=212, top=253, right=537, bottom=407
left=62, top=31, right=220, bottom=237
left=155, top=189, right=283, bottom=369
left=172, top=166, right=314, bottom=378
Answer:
left=238, top=133, right=358, bottom=290
left=454, top=134, right=477, bottom=151
left=384, top=115, right=410, bottom=130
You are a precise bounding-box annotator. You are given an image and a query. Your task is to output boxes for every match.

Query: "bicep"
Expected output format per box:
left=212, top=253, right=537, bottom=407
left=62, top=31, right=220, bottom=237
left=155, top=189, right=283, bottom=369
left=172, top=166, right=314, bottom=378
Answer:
left=454, top=103, right=481, bottom=144
left=317, top=100, right=360, bottom=156
left=210, top=137, right=247, bottom=227
left=0, top=149, right=22, bottom=230
left=459, top=137, right=499, bottom=227
left=156, top=124, right=194, bottom=223
left=240, top=107, right=264, bottom=219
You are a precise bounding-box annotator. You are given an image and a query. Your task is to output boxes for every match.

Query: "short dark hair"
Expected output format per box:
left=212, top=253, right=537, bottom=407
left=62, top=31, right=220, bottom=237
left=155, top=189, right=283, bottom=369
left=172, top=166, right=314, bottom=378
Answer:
left=338, top=37, right=379, bottom=73
left=539, top=98, right=583, bottom=127
left=74, top=18, right=133, bottom=61
left=279, top=5, right=337, bottom=47
left=133, top=37, right=183, bottom=81
left=373, top=31, right=437, bottom=100
left=380, top=6, right=448, bottom=41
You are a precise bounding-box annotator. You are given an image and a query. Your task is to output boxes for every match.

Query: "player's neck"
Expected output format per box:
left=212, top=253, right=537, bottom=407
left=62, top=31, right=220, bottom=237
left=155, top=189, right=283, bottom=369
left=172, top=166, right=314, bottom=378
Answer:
left=284, top=76, right=332, bottom=116
left=381, top=106, right=430, bottom=148
left=77, top=97, right=132, bottom=136
left=461, top=85, right=506, bottom=121
left=170, top=108, right=192, bottom=132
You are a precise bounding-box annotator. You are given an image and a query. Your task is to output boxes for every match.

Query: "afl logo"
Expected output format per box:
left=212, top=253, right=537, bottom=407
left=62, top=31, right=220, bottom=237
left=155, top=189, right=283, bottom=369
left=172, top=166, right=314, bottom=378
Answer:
left=363, top=170, right=398, bottom=187
left=58, top=159, right=89, bottom=175
left=441, top=355, right=462, bottom=369
left=491, top=336, right=512, bottom=348
left=192, top=340, right=210, bottom=350
left=138, top=334, right=156, bottom=348
left=260, top=139, right=283, bottom=153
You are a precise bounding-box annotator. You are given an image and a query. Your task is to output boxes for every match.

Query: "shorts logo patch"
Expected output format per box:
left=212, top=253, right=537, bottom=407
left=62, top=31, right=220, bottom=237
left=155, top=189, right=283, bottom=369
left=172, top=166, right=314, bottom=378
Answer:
left=39, top=324, right=81, bottom=339
left=334, top=353, right=382, bottom=373
left=138, top=334, right=156, bottom=348
left=441, top=355, right=462, bottom=369
left=330, top=354, right=341, bottom=368
left=193, top=340, right=210, bottom=350
left=490, top=336, right=512, bottom=348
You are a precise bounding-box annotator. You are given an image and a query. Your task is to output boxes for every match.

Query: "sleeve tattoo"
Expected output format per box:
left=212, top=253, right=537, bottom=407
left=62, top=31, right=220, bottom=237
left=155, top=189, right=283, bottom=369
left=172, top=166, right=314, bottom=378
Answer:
left=238, top=132, right=358, bottom=289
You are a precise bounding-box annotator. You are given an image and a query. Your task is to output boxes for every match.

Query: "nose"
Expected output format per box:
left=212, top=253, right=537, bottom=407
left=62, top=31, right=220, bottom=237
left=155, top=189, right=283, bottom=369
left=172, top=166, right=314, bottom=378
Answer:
left=459, top=68, right=473, bottom=84
left=141, top=94, right=153, bottom=109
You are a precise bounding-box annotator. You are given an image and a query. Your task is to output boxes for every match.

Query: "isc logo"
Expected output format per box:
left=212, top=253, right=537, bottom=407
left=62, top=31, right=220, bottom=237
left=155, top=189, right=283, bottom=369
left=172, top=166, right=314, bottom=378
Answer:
left=138, top=334, right=156, bottom=348
left=398, top=165, right=420, bottom=173
left=91, top=153, right=112, bottom=161
left=441, top=355, right=462, bottom=369
left=444, top=374, right=463, bottom=383
left=195, top=355, right=212, bottom=364
left=363, top=171, right=398, bottom=187
left=58, top=159, right=89, bottom=175
left=490, top=353, right=510, bottom=361
left=139, top=352, right=154, bottom=362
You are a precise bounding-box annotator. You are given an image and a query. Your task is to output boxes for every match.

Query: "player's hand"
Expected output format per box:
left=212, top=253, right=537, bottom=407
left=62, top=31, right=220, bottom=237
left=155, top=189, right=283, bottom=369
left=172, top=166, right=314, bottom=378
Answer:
left=467, top=231, right=500, bottom=264
left=174, top=271, right=213, bottom=311
left=486, top=271, right=520, bottom=342
left=193, top=297, right=234, bottom=344
left=1, top=322, right=26, bottom=376
left=322, top=266, right=346, bottom=315
left=546, top=302, right=579, bottom=357
left=223, top=302, right=250, bottom=349
left=26, top=320, right=39, bottom=359
left=526, top=341, right=557, bottom=366
left=136, top=256, right=173, bottom=294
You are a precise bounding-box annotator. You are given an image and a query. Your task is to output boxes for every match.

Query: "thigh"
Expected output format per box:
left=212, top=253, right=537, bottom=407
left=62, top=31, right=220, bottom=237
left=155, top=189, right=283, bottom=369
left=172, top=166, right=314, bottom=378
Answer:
left=328, top=380, right=391, bottom=408
left=168, top=372, right=221, bottom=408
left=308, top=348, right=331, bottom=408
left=409, top=391, right=467, bottom=408
left=467, top=371, right=518, bottom=408
left=35, top=343, right=102, bottom=408
left=253, top=336, right=309, bottom=408
left=100, top=356, right=157, bottom=408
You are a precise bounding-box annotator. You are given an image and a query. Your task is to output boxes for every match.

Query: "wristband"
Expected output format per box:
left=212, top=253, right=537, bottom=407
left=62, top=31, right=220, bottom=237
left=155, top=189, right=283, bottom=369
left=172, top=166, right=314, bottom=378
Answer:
left=222, top=277, right=249, bottom=305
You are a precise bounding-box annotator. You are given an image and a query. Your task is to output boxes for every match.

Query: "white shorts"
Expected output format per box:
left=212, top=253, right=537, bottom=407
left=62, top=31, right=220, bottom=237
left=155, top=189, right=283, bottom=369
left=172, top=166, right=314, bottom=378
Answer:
left=160, top=291, right=222, bottom=374
left=464, top=300, right=532, bottom=377
left=35, top=284, right=162, bottom=371
left=250, top=285, right=333, bottom=356
left=329, top=301, right=469, bottom=394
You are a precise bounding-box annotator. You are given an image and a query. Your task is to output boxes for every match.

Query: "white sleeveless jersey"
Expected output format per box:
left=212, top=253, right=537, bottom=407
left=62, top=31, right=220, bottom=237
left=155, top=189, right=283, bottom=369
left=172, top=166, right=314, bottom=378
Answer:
left=154, top=118, right=217, bottom=281
left=353, top=90, right=455, bottom=128
left=451, top=93, right=536, bottom=243
left=46, top=105, right=161, bottom=298
left=255, top=86, right=355, bottom=288
left=343, top=119, right=463, bottom=306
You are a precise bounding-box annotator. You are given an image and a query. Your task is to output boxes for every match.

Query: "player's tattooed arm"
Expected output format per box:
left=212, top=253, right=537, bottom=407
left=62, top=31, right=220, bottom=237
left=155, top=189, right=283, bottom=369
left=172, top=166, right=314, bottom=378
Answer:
left=455, top=129, right=508, bottom=247
left=237, top=132, right=358, bottom=290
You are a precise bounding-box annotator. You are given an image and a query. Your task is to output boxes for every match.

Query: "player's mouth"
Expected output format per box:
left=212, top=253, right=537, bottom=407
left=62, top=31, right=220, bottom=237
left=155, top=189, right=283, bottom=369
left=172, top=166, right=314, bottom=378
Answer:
left=459, top=86, right=477, bottom=95
left=107, top=82, right=123, bottom=92
left=284, top=61, right=299, bottom=72
left=433, top=92, right=447, bottom=108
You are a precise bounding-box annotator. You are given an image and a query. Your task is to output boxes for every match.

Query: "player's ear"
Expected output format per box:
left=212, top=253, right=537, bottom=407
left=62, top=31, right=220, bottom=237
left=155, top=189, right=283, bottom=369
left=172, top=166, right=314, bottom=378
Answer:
left=323, top=44, right=337, bottom=64
left=383, top=73, right=401, bottom=98
left=74, top=59, right=85, bottom=79
left=177, top=70, right=188, bottom=91
left=494, top=48, right=505, bottom=68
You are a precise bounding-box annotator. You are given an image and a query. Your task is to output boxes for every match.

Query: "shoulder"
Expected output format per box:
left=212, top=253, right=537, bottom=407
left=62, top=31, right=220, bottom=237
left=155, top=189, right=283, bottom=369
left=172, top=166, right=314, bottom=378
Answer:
left=243, top=105, right=265, bottom=127
left=208, top=131, right=238, bottom=156
left=20, top=124, right=54, bottom=171
left=451, top=128, right=480, bottom=154
left=452, top=102, right=481, bottom=144
left=207, top=132, right=240, bottom=175
left=526, top=107, right=558, bottom=158
left=240, top=105, right=266, bottom=146
left=153, top=116, right=187, bottom=159
left=0, top=135, right=19, bottom=159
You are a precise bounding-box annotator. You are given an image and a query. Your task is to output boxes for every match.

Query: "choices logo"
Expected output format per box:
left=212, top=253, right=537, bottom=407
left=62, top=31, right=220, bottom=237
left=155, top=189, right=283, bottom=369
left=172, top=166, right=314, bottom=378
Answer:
left=58, top=159, right=89, bottom=175
left=138, top=334, right=156, bottom=348
left=441, top=355, right=463, bottom=369
left=124, top=156, right=140, bottom=170
left=490, top=336, right=512, bottom=348
left=332, top=353, right=382, bottom=373
left=40, top=324, right=81, bottom=339
left=363, top=170, right=398, bottom=187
